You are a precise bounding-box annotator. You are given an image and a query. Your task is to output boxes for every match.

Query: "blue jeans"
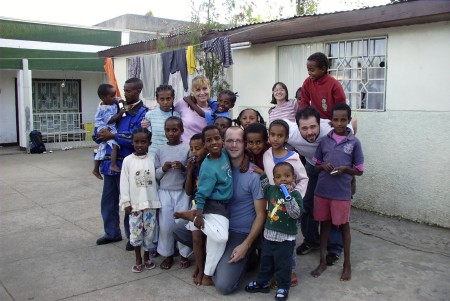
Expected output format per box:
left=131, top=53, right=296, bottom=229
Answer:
left=300, top=163, right=342, bottom=255
left=173, top=221, right=255, bottom=295
left=257, top=239, right=295, bottom=290
left=101, top=174, right=129, bottom=240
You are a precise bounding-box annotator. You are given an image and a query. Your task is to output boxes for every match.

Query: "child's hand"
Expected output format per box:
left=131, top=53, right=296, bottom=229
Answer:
left=193, top=210, right=204, bottom=229
left=239, top=153, right=250, bottom=173
left=162, top=161, right=173, bottom=172
left=187, top=156, right=195, bottom=172
left=281, top=183, right=295, bottom=192
left=322, top=163, right=334, bottom=173
left=250, top=165, right=265, bottom=176
left=141, top=119, right=151, bottom=128
left=124, top=206, right=132, bottom=215
left=171, top=161, right=185, bottom=171
left=331, top=166, right=346, bottom=176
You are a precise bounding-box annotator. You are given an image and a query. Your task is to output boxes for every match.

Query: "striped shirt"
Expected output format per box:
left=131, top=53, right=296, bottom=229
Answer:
left=268, top=99, right=298, bottom=124
left=144, top=108, right=180, bottom=157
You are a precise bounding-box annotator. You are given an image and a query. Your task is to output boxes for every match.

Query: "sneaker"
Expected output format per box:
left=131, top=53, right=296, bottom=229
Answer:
left=296, top=242, right=318, bottom=255
left=326, top=253, right=340, bottom=266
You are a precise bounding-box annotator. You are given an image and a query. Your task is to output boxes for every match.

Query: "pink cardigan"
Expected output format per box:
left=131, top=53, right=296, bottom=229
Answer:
left=262, top=147, right=309, bottom=198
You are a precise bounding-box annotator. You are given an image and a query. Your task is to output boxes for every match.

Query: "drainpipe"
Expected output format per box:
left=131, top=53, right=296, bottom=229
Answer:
left=17, top=59, right=33, bottom=150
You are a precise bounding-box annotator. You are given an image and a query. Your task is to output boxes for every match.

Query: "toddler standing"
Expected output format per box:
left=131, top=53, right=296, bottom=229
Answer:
left=246, top=162, right=303, bottom=301
left=119, top=128, right=160, bottom=272
left=154, top=117, right=191, bottom=270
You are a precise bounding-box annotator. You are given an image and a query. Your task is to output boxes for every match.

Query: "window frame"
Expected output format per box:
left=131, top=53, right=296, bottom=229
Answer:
left=326, top=36, right=387, bottom=111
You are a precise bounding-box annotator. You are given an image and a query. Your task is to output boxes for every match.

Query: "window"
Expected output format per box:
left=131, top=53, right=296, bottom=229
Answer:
left=32, top=79, right=82, bottom=135
left=327, top=37, right=387, bottom=111
left=278, top=42, right=325, bottom=101
left=32, top=79, right=80, bottom=113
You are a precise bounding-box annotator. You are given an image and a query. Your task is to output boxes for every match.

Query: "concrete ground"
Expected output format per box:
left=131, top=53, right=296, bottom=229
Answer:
left=0, top=148, right=449, bottom=301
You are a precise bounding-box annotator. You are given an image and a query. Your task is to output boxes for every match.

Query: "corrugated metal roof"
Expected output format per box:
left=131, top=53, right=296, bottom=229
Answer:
left=98, top=0, right=450, bottom=58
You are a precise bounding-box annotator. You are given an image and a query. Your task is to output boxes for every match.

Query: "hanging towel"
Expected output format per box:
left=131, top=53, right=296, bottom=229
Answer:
left=201, top=36, right=233, bottom=68
left=162, top=49, right=189, bottom=92
left=186, top=45, right=196, bottom=75
left=127, top=57, right=141, bottom=78
left=141, top=54, right=163, bottom=101
left=103, top=58, right=122, bottom=98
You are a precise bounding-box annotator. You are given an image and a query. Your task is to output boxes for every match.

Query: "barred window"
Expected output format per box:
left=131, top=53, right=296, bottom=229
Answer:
left=32, top=79, right=80, bottom=113
left=327, top=37, right=387, bottom=111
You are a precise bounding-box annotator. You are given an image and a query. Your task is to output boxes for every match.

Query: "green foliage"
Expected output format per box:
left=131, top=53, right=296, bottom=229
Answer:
left=293, top=0, right=319, bottom=16
left=188, top=0, right=231, bottom=97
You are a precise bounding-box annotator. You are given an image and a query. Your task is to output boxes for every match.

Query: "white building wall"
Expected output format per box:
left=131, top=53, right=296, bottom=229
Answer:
left=386, top=21, right=450, bottom=111
left=354, top=21, right=450, bottom=227
left=230, top=21, right=450, bottom=227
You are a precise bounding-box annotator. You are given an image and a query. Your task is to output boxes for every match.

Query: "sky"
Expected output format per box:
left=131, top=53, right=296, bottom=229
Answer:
left=0, top=0, right=390, bottom=27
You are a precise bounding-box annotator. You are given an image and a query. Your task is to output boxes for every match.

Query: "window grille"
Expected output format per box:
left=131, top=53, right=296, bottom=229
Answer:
left=326, top=37, right=387, bottom=111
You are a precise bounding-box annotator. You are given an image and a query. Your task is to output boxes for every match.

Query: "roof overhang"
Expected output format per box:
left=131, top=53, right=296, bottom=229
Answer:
left=98, top=0, right=450, bottom=58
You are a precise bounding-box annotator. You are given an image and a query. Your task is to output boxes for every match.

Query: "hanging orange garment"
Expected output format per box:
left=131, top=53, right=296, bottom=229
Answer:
left=186, top=46, right=196, bottom=75
left=104, top=58, right=122, bottom=98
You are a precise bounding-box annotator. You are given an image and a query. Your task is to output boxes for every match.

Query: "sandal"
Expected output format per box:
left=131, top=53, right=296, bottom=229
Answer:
left=131, top=263, right=144, bottom=273
left=179, top=256, right=191, bottom=269
left=275, top=288, right=289, bottom=301
left=144, top=259, right=155, bottom=270
left=160, top=256, right=174, bottom=270
left=245, top=281, right=270, bottom=293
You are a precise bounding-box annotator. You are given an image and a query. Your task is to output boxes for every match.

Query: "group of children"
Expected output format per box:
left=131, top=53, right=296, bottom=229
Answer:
left=92, top=51, right=364, bottom=301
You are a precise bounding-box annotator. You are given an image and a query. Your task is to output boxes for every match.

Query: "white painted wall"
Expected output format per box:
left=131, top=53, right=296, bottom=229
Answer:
left=230, top=21, right=450, bottom=227
left=386, top=21, right=450, bottom=111
left=0, top=71, right=18, bottom=143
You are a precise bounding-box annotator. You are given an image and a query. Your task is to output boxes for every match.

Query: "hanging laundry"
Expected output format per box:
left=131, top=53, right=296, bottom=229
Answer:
left=103, top=58, right=122, bottom=98
left=127, top=56, right=141, bottom=78
left=140, top=54, right=163, bottom=101
left=201, top=36, right=233, bottom=68
left=162, top=49, right=188, bottom=92
left=186, top=45, right=196, bottom=75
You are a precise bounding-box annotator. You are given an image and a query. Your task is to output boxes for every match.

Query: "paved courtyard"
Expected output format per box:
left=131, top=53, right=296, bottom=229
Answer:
left=0, top=148, right=449, bottom=301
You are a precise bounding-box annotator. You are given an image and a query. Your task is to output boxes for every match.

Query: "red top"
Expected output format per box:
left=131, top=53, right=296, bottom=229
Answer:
left=299, top=74, right=346, bottom=119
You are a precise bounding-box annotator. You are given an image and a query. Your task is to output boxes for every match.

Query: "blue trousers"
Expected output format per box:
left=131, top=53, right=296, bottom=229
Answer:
left=257, top=239, right=295, bottom=290
left=300, top=163, right=342, bottom=254
left=101, top=174, right=130, bottom=240
left=173, top=220, right=255, bottom=295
